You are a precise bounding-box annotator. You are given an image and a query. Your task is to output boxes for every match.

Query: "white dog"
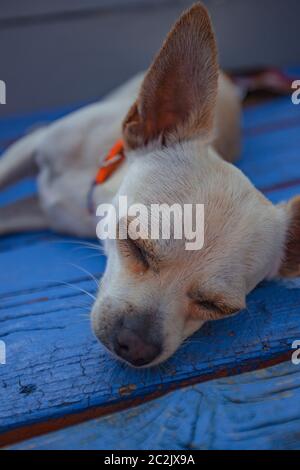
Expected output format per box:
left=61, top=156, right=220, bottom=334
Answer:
left=0, top=4, right=299, bottom=367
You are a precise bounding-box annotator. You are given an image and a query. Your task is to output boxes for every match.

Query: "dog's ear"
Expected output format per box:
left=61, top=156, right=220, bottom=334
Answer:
left=278, top=196, right=300, bottom=277
left=123, top=3, right=218, bottom=149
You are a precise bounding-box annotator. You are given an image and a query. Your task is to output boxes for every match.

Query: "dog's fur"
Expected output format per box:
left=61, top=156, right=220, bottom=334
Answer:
left=0, top=4, right=299, bottom=367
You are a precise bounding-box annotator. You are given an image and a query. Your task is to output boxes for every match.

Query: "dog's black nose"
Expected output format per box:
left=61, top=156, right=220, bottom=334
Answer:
left=113, top=321, right=161, bottom=367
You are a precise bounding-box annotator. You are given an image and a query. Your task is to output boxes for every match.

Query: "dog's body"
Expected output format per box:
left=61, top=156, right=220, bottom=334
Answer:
left=1, top=4, right=299, bottom=367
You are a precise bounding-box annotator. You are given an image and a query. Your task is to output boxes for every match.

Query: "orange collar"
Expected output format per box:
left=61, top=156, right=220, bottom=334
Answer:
left=95, top=139, right=125, bottom=185
left=87, top=139, right=125, bottom=213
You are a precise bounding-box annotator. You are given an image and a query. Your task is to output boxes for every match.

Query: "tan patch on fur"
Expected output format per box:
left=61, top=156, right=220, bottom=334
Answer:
left=123, top=3, right=218, bottom=149
left=279, top=196, right=300, bottom=277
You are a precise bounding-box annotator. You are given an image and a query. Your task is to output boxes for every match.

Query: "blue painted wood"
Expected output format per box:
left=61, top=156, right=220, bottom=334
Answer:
left=0, top=102, right=88, bottom=144
left=8, top=361, right=300, bottom=450
left=0, top=95, right=300, bottom=440
left=0, top=259, right=299, bottom=434
left=265, top=183, right=300, bottom=205
left=243, top=96, right=300, bottom=131
left=239, top=127, right=300, bottom=189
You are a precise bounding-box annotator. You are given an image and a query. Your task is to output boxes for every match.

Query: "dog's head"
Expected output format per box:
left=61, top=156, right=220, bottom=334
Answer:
left=92, top=4, right=300, bottom=367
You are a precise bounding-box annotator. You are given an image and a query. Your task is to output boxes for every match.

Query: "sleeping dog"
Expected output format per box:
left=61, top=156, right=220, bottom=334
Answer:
left=0, top=3, right=299, bottom=367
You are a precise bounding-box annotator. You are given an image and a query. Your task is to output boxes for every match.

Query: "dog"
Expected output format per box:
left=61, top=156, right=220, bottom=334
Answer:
left=0, top=3, right=299, bottom=368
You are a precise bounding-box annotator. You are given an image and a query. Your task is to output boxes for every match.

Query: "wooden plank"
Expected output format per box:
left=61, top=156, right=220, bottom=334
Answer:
left=7, top=361, right=300, bottom=450
left=0, top=96, right=300, bottom=445
left=243, top=93, right=300, bottom=131
left=0, top=262, right=299, bottom=441
left=0, top=104, right=83, bottom=143
left=240, top=126, right=300, bottom=189
left=238, top=96, right=300, bottom=197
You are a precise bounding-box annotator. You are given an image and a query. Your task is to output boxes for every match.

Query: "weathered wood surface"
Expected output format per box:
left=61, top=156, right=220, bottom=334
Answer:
left=8, top=361, right=300, bottom=450
left=0, top=95, right=300, bottom=445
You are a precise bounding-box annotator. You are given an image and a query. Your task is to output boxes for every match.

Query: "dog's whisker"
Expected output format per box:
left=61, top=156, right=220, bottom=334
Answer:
left=77, top=253, right=105, bottom=262
left=78, top=313, right=91, bottom=318
left=71, top=243, right=104, bottom=254
left=67, top=263, right=100, bottom=288
left=39, top=276, right=98, bottom=288
left=46, top=239, right=101, bottom=249
left=72, top=246, right=103, bottom=254
left=66, top=301, right=92, bottom=310
left=57, top=281, right=97, bottom=302
left=52, top=298, right=92, bottom=312
left=107, top=362, right=121, bottom=384
left=45, top=239, right=105, bottom=255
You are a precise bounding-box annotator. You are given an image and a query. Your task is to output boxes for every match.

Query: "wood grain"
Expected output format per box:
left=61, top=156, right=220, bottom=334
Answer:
left=7, top=361, right=300, bottom=450
left=0, top=95, right=300, bottom=446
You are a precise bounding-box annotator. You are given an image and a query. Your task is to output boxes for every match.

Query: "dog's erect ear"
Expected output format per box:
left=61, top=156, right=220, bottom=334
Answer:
left=279, top=196, right=300, bottom=277
left=123, top=3, right=218, bottom=149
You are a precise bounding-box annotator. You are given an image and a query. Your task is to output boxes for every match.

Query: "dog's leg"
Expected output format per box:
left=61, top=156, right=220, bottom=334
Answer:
left=0, top=128, right=46, bottom=191
left=0, top=195, right=48, bottom=235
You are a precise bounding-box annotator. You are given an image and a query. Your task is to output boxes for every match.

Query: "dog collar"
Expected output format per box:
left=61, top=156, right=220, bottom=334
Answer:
left=87, top=139, right=125, bottom=213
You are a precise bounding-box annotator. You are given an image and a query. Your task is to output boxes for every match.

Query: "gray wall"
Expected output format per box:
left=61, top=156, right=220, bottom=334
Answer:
left=0, top=0, right=299, bottom=117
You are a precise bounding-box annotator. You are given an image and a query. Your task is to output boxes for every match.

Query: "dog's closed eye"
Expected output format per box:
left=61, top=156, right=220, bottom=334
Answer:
left=119, top=237, right=149, bottom=268
left=118, top=237, right=149, bottom=273
left=188, top=291, right=241, bottom=321
left=117, top=216, right=161, bottom=274
left=195, top=299, right=223, bottom=313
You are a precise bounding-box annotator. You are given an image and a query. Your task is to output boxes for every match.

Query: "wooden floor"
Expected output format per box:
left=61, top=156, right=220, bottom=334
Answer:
left=9, top=361, right=300, bottom=450
left=1, top=87, right=300, bottom=449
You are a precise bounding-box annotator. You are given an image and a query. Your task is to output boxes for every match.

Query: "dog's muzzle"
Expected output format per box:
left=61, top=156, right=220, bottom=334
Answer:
left=96, top=313, right=162, bottom=367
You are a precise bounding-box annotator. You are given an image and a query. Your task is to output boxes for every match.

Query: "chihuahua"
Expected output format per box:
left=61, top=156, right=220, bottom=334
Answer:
left=0, top=4, right=299, bottom=367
